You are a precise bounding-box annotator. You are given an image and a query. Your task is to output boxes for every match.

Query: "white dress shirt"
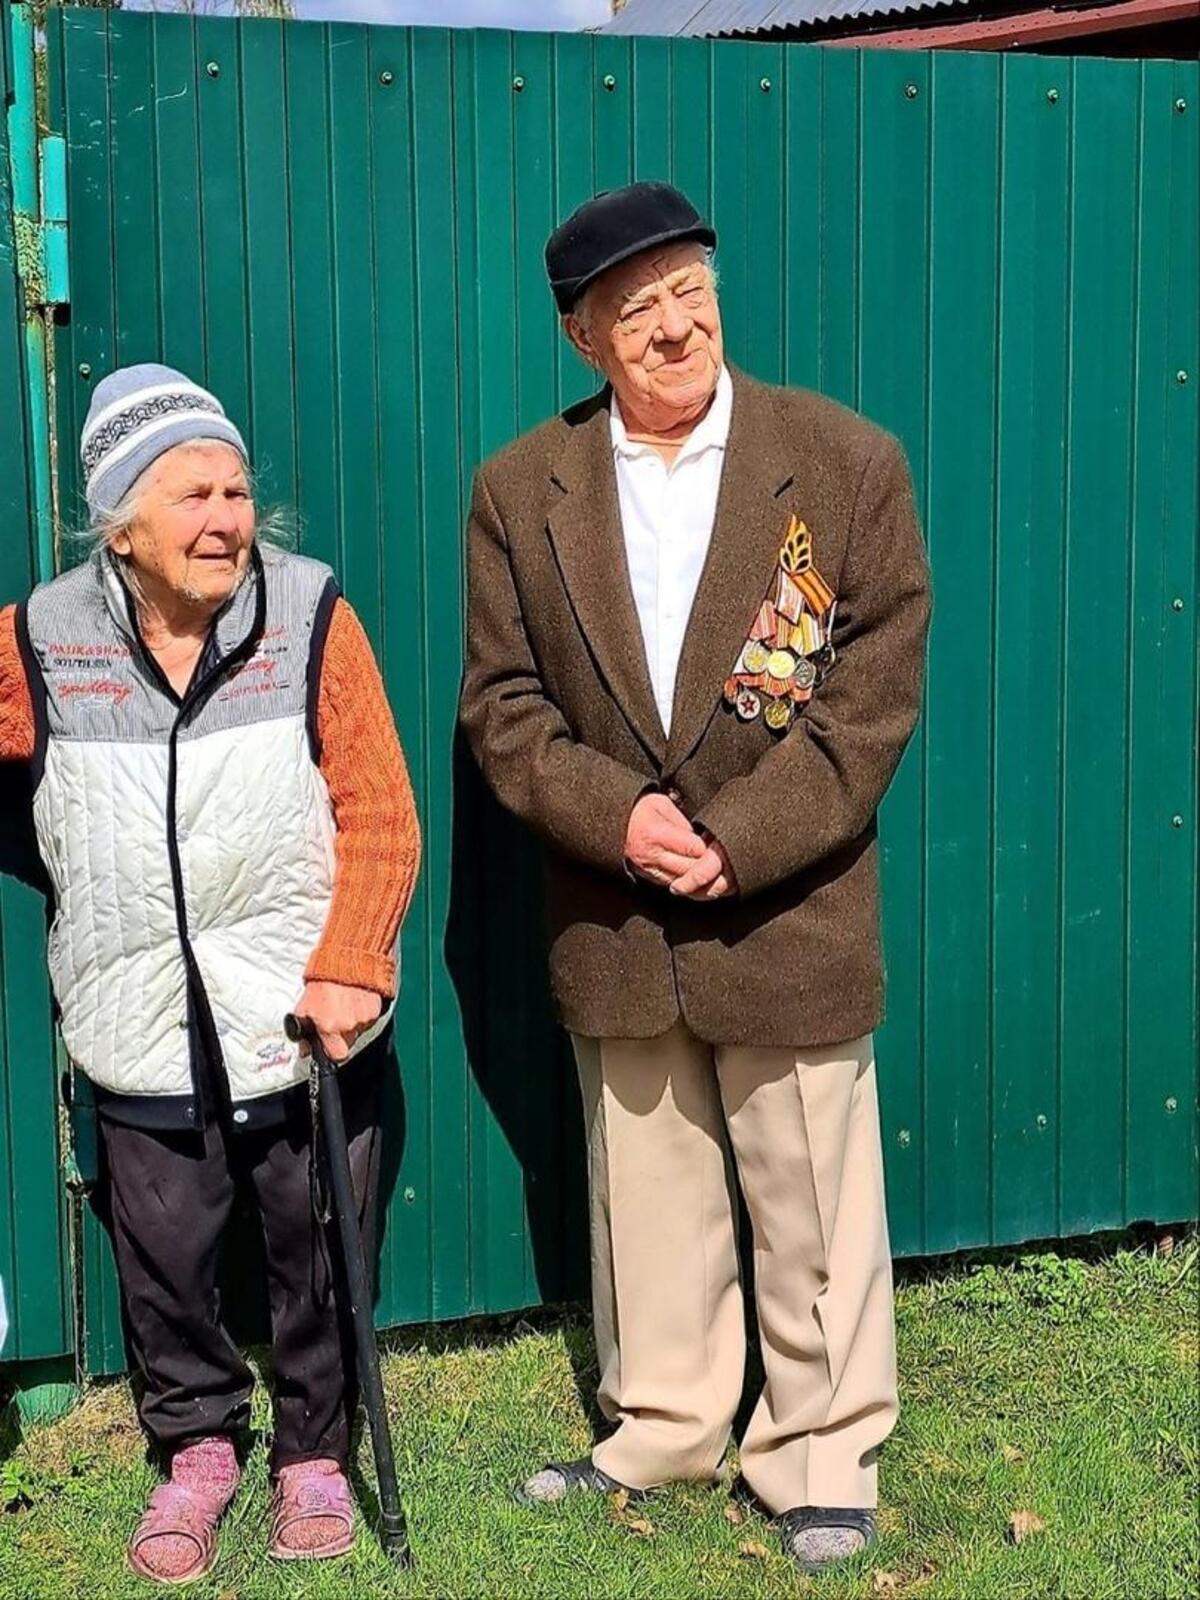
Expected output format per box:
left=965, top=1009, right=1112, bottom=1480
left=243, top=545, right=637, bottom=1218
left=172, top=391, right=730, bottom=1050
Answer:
left=611, top=365, right=733, bottom=736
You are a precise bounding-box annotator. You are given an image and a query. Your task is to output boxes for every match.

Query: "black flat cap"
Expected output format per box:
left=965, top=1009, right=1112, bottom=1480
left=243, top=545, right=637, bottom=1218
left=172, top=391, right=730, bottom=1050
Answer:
left=545, top=181, right=717, bottom=315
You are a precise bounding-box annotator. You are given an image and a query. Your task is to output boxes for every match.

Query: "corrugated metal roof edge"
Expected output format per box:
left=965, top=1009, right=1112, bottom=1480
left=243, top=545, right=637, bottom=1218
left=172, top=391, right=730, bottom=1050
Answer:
left=601, top=0, right=975, bottom=34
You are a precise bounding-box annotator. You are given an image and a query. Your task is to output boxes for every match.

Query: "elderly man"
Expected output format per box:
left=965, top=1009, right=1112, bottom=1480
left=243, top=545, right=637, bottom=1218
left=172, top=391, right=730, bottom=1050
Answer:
left=0, top=365, right=421, bottom=1581
left=460, top=183, right=930, bottom=1574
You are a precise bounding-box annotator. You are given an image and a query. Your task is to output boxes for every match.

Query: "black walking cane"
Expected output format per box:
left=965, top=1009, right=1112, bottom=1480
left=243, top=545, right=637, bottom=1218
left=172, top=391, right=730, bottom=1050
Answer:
left=283, top=1013, right=412, bottom=1567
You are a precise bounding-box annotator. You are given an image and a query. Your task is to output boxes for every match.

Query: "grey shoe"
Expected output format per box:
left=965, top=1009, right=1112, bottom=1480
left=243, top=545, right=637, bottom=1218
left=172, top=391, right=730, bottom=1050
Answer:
left=514, top=1456, right=647, bottom=1507
left=777, top=1506, right=876, bottom=1573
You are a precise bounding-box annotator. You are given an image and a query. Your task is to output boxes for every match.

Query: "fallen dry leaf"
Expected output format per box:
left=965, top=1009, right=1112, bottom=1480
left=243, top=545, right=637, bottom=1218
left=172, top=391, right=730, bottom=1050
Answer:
left=1001, top=1443, right=1025, bottom=1464
left=739, top=1540, right=772, bottom=1561
left=1007, top=1510, right=1047, bottom=1544
left=608, top=1490, right=655, bottom=1536
left=723, top=1501, right=745, bottom=1527
left=873, top=1572, right=902, bottom=1594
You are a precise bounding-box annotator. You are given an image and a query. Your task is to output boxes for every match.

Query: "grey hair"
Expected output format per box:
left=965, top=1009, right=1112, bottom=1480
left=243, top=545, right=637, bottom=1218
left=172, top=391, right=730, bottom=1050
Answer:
left=571, top=245, right=720, bottom=344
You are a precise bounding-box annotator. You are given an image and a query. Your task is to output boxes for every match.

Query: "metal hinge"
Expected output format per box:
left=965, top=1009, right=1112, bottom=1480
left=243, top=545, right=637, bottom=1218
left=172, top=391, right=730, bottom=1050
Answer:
left=14, top=133, right=68, bottom=310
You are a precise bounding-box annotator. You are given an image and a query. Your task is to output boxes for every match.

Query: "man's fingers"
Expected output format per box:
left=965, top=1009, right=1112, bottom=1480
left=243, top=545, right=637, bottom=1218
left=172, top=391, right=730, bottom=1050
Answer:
left=653, top=848, right=713, bottom=878
left=651, top=826, right=706, bottom=860
left=670, top=848, right=722, bottom=897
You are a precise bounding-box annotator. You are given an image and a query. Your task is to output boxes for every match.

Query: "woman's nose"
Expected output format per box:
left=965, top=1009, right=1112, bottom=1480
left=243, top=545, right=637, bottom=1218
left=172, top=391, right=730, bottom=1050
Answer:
left=204, top=501, right=240, bottom=535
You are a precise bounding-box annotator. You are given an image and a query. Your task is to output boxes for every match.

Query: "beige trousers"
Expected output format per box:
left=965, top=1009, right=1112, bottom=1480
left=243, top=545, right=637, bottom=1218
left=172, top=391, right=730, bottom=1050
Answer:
left=572, top=1020, right=898, bottom=1515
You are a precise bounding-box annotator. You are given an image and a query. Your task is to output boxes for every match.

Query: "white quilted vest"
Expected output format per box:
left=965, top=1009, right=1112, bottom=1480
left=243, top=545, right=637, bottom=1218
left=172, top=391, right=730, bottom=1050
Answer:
left=20, top=544, right=392, bottom=1106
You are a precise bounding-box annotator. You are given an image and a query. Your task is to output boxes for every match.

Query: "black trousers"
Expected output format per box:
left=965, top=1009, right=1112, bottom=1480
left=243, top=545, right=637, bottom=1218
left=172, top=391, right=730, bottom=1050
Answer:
left=99, top=1055, right=383, bottom=1473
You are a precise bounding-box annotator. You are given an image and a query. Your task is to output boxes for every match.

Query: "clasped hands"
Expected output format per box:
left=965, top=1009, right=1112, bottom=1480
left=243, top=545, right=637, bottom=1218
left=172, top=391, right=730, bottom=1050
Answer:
left=624, top=792, right=738, bottom=900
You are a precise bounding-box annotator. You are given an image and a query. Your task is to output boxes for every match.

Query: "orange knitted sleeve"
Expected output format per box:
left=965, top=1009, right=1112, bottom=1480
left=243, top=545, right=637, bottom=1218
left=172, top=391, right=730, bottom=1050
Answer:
left=0, top=604, right=36, bottom=763
left=306, top=598, right=422, bottom=998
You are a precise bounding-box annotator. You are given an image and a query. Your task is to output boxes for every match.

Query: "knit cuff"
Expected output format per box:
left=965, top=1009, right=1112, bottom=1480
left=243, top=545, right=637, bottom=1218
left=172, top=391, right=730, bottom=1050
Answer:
left=304, top=945, right=398, bottom=1000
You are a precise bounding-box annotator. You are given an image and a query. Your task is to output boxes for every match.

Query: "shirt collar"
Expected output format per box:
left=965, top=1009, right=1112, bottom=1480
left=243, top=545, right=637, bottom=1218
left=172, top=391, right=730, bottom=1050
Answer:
left=610, top=364, right=733, bottom=465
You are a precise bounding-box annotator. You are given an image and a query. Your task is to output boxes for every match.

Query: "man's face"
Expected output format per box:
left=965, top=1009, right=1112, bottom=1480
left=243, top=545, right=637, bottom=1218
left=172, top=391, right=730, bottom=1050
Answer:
left=565, top=241, right=723, bottom=429
left=110, top=442, right=256, bottom=611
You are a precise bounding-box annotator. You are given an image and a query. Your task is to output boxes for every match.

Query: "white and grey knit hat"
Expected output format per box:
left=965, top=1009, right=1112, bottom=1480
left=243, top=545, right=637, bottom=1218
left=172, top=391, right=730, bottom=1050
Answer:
left=80, top=363, right=248, bottom=521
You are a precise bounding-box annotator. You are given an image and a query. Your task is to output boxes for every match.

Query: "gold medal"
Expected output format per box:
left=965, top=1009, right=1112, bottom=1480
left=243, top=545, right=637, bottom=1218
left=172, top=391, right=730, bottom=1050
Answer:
left=764, top=697, right=792, bottom=732
left=743, top=640, right=770, bottom=674
left=765, top=648, right=796, bottom=680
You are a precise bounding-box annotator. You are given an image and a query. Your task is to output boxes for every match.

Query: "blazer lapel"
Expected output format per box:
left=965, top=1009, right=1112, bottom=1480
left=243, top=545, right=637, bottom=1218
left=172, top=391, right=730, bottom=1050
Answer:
left=664, top=371, right=798, bottom=774
left=546, top=393, right=667, bottom=765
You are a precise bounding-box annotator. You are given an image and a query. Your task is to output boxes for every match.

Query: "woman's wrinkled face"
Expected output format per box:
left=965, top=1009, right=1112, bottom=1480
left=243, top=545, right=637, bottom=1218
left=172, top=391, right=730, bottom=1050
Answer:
left=565, top=240, right=723, bottom=431
left=110, top=442, right=255, bottom=610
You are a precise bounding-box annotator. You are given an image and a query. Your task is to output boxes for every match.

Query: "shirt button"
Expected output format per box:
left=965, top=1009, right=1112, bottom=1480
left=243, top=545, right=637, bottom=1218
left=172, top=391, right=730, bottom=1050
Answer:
left=233, top=1108, right=249, bottom=1125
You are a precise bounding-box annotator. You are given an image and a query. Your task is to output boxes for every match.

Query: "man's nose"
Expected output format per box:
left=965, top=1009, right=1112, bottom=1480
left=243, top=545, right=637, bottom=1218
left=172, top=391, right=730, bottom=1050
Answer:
left=656, top=297, right=691, bottom=344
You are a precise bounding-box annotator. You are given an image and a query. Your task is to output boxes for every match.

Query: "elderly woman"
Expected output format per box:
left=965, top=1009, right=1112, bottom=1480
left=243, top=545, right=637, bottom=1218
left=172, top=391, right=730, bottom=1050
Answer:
left=0, top=364, right=421, bottom=1581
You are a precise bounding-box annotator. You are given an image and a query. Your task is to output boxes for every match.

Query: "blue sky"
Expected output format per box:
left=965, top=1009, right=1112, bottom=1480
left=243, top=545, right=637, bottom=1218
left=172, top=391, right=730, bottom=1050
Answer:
left=128, top=0, right=613, bottom=27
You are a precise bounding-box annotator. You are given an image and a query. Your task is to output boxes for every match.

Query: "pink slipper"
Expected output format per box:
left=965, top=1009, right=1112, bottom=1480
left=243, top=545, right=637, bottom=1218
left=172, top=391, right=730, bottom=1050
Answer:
left=127, top=1437, right=240, bottom=1585
left=268, top=1458, right=356, bottom=1561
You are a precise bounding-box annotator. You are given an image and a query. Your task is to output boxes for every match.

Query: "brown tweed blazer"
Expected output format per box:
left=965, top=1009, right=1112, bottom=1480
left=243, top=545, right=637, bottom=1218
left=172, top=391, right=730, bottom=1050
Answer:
left=460, top=367, right=931, bottom=1047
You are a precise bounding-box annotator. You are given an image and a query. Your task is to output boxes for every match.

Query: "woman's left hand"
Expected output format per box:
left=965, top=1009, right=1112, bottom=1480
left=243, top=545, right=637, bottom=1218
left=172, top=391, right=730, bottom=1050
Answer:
left=292, top=981, right=383, bottom=1063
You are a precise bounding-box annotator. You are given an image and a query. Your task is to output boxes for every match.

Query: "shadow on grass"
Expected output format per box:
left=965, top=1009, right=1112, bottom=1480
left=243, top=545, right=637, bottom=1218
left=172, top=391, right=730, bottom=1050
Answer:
left=892, top=1220, right=1195, bottom=1289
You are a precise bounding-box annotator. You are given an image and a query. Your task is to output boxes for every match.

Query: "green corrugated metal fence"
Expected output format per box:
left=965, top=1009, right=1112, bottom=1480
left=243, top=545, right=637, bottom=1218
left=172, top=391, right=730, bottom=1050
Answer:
left=0, top=3, right=73, bottom=1372
left=1, top=8, right=1197, bottom=1376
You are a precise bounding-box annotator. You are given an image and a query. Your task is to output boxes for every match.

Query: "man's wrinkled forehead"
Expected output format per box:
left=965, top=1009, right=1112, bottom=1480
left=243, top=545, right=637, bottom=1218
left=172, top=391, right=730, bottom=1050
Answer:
left=597, top=241, right=710, bottom=307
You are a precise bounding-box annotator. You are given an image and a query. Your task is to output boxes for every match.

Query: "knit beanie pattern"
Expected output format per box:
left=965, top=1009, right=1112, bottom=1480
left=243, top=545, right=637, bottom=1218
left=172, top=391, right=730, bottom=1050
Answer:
left=81, top=363, right=248, bottom=520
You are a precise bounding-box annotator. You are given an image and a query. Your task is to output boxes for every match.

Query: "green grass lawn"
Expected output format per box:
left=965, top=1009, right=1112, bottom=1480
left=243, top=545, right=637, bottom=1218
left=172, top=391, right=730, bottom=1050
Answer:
left=2, top=1235, right=1196, bottom=1598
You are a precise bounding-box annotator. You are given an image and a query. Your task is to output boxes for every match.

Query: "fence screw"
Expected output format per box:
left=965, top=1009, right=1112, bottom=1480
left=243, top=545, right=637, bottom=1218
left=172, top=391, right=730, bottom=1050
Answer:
left=78, top=362, right=91, bottom=380
left=379, top=69, right=393, bottom=86
left=904, top=82, right=919, bottom=100
left=760, top=77, right=772, bottom=93
left=1172, top=597, right=1185, bottom=611
left=1175, top=98, right=1187, bottom=113
left=603, top=74, right=617, bottom=91
left=1166, top=1097, right=1178, bottom=1113
left=1171, top=815, right=1184, bottom=828
left=897, top=1128, right=911, bottom=1148
left=404, top=1186, right=416, bottom=1203
left=205, top=61, right=220, bottom=79
left=1176, top=370, right=1189, bottom=385
left=1046, top=88, right=1059, bottom=104
left=1036, top=1114, right=1048, bottom=1130
left=512, top=74, right=525, bottom=92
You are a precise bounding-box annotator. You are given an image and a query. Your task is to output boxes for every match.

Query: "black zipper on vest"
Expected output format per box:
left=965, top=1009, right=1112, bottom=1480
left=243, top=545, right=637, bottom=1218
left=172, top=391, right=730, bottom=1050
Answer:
left=124, top=549, right=268, bottom=1125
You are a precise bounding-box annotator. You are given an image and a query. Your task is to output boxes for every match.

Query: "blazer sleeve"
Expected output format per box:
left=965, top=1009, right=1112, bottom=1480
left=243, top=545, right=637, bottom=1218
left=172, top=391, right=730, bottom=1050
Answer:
left=459, top=467, right=652, bottom=875
left=694, top=434, right=931, bottom=899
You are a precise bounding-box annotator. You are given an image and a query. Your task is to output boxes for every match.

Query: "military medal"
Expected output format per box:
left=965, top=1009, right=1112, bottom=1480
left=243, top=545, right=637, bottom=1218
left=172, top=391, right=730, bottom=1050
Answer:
left=793, top=656, right=817, bottom=690
left=735, top=688, right=761, bottom=721
left=764, top=697, right=792, bottom=732
left=723, top=513, right=838, bottom=735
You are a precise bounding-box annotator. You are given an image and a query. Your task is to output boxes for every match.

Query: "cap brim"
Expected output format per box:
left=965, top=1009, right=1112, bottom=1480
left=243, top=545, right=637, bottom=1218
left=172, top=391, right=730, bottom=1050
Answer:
left=554, top=223, right=718, bottom=313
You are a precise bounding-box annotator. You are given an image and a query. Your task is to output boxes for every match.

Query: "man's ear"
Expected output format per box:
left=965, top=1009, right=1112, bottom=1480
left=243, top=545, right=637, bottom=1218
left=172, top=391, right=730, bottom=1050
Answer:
left=562, top=312, right=597, bottom=369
